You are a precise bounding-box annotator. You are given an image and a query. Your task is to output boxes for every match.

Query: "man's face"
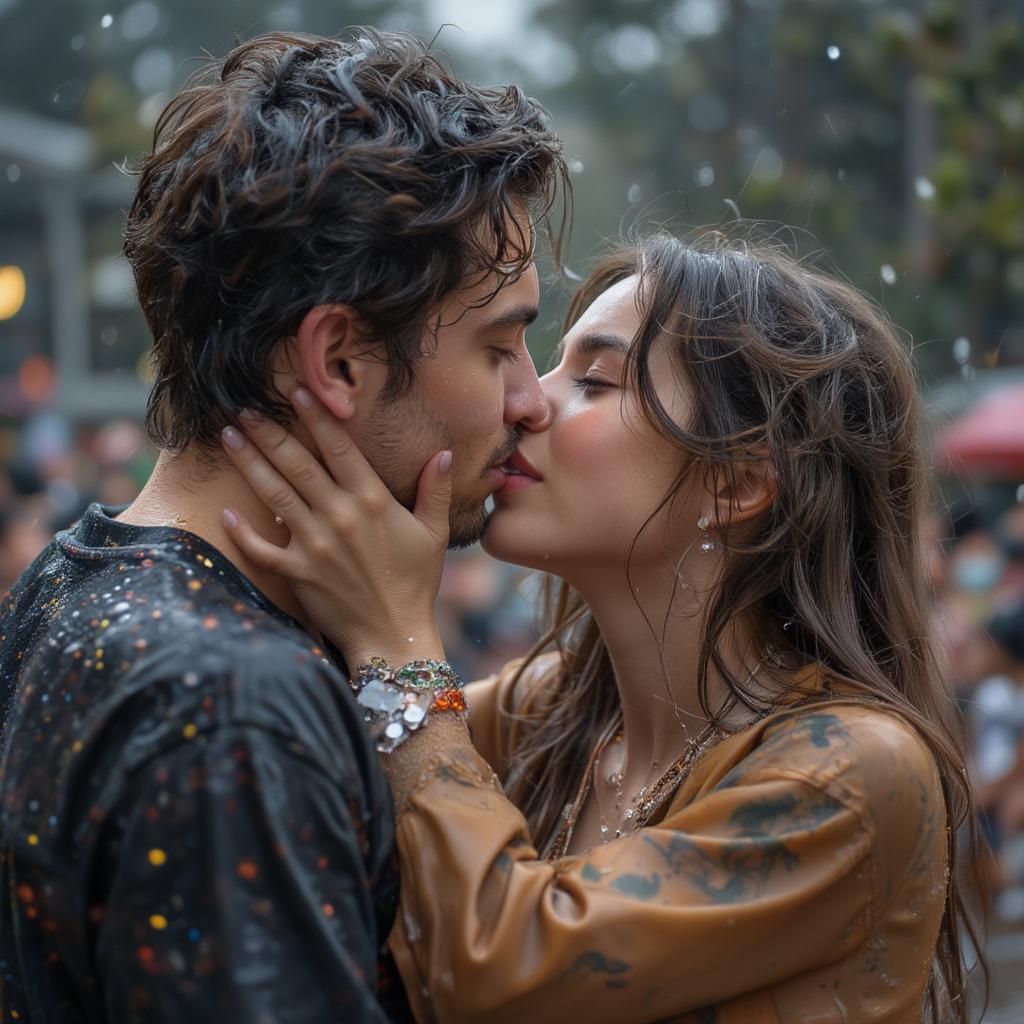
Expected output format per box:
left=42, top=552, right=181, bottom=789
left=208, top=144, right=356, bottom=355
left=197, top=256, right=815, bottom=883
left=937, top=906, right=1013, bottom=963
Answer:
left=354, top=262, right=548, bottom=548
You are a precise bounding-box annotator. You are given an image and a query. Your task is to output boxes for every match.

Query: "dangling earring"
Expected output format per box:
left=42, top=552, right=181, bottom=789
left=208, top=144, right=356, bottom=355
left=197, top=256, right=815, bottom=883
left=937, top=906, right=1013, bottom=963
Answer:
left=697, top=515, right=714, bottom=553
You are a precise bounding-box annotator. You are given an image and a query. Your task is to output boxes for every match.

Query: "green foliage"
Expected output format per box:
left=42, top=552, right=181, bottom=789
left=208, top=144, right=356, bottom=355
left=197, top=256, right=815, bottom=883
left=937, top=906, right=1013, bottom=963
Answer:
left=2, top=0, right=1020, bottom=381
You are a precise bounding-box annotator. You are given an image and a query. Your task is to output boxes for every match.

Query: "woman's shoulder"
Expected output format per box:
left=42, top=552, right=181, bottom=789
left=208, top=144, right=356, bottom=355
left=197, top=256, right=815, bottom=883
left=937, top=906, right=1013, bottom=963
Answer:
left=741, top=702, right=940, bottom=800
left=721, top=701, right=946, bottom=867
left=771, top=700, right=936, bottom=770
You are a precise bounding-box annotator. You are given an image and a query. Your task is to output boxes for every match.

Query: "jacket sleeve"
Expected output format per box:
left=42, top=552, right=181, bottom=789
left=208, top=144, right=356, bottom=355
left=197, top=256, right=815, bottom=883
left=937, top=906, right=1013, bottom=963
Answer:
left=95, top=724, right=393, bottom=1024
left=389, top=709, right=940, bottom=1024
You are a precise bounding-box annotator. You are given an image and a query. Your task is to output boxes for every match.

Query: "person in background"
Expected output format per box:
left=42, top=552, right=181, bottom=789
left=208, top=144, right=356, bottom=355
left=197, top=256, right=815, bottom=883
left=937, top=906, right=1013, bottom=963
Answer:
left=969, top=600, right=1024, bottom=912
left=0, top=502, right=51, bottom=594
left=995, top=503, right=1024, bottom=606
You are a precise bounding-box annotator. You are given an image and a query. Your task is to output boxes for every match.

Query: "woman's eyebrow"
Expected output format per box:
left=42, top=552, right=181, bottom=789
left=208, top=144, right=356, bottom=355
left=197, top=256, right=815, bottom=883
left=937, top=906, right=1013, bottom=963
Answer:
left=573, top=332, right=629, bottom=356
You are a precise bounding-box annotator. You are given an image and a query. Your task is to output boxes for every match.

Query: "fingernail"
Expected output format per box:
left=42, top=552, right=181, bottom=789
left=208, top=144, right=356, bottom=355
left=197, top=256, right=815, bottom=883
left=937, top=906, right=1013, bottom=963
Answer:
left=222, top=508, right=239, bottom=528
left=292, top=388, right=313, bottom=409
left=438, top=450, right=453, bottom=474
left=222, top=426, right=246, bottom=452
left=239, top=408, right=260, bottom=425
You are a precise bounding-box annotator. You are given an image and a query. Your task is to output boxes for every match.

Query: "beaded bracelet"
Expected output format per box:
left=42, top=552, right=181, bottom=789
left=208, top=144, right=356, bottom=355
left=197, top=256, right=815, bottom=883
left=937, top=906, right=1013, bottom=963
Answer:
left=352, top=656, right=465, bottom=752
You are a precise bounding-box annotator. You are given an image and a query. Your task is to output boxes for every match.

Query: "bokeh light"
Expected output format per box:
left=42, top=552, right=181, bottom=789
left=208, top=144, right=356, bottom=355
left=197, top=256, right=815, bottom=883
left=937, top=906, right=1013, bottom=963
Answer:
left=0, top=265, right=25, bottom=320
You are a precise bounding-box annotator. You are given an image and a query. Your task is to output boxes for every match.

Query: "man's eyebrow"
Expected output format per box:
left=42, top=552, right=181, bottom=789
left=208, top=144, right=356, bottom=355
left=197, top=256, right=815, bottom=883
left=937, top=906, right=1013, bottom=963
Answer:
left=477, top=304, right=540, bottom=332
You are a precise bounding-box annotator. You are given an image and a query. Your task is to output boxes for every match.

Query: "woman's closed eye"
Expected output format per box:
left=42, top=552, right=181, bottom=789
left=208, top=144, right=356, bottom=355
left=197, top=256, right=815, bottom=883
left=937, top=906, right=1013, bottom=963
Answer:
left=571, top=374, right=616, bottom=396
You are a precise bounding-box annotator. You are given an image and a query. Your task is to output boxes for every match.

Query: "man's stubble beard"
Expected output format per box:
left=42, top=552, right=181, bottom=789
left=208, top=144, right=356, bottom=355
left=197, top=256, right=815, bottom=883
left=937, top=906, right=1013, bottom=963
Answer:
left=360, top=388, right=517, bottom=550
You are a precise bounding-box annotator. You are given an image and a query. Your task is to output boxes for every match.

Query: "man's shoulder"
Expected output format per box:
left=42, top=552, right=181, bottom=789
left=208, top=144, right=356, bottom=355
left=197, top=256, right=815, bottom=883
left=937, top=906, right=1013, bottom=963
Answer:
left=0, top=531, right=377, bottom=849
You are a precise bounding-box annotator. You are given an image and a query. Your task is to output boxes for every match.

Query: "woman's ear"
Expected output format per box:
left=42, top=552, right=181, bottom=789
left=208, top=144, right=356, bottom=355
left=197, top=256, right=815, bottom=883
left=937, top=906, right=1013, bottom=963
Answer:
left=707, top=457, right=776, bottom=530
left=293, top=304, right=379, bottom=420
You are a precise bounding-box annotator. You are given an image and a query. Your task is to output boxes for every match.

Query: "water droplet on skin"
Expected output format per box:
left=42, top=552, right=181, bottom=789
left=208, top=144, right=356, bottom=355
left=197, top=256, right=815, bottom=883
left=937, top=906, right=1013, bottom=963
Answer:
left=880, top=264, right=897, bottom=285
left=826, top=45, right=841, bottom=60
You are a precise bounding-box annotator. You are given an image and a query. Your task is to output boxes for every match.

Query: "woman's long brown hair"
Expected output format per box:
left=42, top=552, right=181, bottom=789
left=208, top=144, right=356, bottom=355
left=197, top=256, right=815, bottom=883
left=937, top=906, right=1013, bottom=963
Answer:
left=503, top=229, right=987, bottom=1022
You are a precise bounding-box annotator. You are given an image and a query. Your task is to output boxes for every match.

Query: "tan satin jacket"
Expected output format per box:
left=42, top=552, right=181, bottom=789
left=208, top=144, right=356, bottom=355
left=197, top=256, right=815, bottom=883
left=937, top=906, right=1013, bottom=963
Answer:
left=389, top=658, right=948, bottom=1023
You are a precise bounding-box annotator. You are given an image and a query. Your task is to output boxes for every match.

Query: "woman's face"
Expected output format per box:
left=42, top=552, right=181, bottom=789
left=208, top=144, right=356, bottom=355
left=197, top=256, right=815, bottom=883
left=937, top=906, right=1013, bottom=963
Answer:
left=483, top=275, right=703, bottom=581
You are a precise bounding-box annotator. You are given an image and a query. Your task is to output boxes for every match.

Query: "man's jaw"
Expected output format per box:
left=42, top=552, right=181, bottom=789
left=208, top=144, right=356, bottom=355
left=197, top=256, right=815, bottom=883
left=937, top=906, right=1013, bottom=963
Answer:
left=448, top=498, right=489, bottom=550
left=445, top=432, right=521, bottom=549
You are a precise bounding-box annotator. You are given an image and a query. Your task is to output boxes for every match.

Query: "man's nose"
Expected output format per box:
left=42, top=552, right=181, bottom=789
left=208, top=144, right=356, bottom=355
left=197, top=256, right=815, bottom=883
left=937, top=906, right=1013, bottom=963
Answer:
left=505, top=356, right=552, bottom=432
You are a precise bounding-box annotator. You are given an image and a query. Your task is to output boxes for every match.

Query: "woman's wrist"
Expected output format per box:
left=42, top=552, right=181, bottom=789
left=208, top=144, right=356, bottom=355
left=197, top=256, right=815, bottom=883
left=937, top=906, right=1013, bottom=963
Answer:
left=347, top=626, right=445, bottom=670
left=349, top=646, right=464, bottom=754
left=381, top=712, right=475, bottom=809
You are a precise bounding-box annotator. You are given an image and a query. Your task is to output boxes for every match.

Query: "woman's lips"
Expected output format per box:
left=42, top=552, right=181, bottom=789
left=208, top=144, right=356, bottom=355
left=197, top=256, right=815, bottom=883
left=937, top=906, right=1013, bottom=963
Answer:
left=496, top=449, right=542, bottom=494
left=498, top=470, right=539, bottom=494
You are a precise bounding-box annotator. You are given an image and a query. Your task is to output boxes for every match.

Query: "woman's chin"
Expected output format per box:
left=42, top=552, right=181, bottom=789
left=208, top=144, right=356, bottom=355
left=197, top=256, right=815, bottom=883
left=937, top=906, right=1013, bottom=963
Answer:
left=481, top=515, right=551, bottom=571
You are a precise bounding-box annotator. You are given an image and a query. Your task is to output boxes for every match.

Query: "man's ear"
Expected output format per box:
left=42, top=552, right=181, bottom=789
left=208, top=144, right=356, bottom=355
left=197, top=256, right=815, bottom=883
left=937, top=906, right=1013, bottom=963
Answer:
left=293, top=304, right=381, bottom=420
left=706, top=457, right=776, bottom=532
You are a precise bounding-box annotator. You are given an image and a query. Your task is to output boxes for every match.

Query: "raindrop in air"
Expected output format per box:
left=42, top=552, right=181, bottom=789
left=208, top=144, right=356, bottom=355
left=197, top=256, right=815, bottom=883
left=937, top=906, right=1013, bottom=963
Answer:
left=100, top=13, right=114, bottom=28
left=826, top=45, right=841, bottom=61
left=568, top=158, right=584, bottom=174
left=952, top=336, right=971, bottom=365
left=6, top=164, right=20, bottom=183
left=880, top=264, right=897, bottom=285
left=1016, top=484, right=1024, bottom=504
left=695, top=163, right=715, bottom=187
left=70, top=34, right=85, bottom=50
left=914, top=177, right=936, bottom=200
left=627, top=182, right=641, bottom=203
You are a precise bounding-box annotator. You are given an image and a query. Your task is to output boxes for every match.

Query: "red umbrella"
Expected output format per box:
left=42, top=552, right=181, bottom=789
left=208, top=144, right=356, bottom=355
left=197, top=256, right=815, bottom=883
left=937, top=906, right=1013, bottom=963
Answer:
left=934, top=383, right=1024, bottom=477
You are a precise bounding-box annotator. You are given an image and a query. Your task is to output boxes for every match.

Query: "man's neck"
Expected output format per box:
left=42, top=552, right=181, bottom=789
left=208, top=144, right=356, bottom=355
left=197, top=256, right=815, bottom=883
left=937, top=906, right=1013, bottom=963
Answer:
left=118, top=449, right=315, bottom=634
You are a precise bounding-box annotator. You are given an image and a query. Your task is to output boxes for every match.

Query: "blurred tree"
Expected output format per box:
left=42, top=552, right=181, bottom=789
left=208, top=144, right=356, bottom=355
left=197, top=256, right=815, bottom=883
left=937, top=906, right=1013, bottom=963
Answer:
left=2, top=0, right=1021, bottom=383
left=527, top=0, right=1024, bottom=376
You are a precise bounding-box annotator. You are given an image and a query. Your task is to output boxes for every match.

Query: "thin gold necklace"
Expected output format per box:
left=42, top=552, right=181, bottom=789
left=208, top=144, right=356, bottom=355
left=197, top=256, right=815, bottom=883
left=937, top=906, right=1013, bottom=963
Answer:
left=548, top=719, right=721, bottom=859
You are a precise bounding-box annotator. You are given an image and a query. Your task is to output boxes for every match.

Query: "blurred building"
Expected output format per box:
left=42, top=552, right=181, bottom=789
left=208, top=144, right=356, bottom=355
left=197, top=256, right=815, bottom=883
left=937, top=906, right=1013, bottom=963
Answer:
left=0, top=103, right=148, bottom=424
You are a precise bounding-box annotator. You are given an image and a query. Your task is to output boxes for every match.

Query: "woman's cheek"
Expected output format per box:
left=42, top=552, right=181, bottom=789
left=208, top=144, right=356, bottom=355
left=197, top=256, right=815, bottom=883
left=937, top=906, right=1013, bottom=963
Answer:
left=553, top=402, right=638, bottom=490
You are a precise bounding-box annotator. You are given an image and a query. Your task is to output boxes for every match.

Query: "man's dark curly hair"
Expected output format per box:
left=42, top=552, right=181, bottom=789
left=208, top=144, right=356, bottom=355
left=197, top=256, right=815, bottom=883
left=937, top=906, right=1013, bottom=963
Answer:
left=124, top=29, right=569, bottom=452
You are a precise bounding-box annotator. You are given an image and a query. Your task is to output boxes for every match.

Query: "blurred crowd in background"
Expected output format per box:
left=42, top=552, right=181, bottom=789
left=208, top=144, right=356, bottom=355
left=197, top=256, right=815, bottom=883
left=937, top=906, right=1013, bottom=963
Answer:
left=928, top=484, right=1024, bottom=920
left=3, top=0, right=1024, bottom=1011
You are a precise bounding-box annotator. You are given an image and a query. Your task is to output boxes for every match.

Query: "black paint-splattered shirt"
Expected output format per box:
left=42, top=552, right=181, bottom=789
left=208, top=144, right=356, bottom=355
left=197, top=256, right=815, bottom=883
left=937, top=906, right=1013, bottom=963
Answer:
left=0, top=504, right=410, bottom=1023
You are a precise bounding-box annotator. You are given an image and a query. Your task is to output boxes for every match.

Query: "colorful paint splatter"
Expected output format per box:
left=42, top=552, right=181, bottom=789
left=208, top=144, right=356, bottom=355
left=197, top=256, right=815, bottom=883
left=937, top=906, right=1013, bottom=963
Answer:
left=0, top=504, right=410, bottom=1022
